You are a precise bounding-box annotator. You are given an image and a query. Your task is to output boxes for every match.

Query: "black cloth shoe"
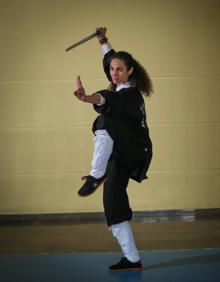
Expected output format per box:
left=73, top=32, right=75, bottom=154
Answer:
left=78, top=175, right=106, bottom=197
left=109, top=257, right=142, bottom=272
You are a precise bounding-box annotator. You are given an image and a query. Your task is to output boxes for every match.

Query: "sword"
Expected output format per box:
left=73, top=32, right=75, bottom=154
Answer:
left=65, top=31, right=98, bottom=52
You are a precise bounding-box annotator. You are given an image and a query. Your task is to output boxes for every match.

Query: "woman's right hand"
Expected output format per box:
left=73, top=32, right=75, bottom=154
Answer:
left=73, top=75, right=87, bottom=102
left=96, top=27, right=107, bottom=39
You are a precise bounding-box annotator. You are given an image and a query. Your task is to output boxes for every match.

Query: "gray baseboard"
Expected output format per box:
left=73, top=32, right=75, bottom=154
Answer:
left=0, top=208, right=220, bottom=225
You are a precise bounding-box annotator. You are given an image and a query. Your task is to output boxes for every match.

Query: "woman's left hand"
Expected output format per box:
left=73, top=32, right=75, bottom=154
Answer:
left=74, top=75, right=87, bottom=102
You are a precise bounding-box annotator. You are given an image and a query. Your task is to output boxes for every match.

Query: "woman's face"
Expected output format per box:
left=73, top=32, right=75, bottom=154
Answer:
left=110, top=58, right=133, bottom=86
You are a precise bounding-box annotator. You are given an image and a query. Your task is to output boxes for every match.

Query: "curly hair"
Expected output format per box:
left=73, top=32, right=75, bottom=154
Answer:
left=108, top=51, right=153, bottom=96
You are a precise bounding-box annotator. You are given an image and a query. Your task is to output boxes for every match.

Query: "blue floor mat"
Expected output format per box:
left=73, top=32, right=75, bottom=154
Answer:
left=0, top=249, right=220, bottom=282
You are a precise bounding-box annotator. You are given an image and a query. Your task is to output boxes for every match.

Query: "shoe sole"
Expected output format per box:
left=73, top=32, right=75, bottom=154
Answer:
left=109, top=267, right=142, bottom=272
left=78, top=178, right=107, bottom=197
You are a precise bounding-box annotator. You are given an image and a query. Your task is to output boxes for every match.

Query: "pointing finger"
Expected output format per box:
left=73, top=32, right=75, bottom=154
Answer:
left=76, top=75, right=82, bottom=88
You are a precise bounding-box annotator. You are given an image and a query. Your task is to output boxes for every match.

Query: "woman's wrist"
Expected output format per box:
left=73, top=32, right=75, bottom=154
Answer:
left=83, top=93, right=102, bottom=104
left=99, top=36, right=108, bottom=45
left=82, top=95, right=87, bottom=102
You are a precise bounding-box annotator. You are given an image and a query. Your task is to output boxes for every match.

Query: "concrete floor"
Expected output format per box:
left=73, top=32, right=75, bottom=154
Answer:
left=1, top=249, right=220, bottom=282
left=0, top=220, right=220, bottom=254
left=0, top=220, right=220, bottom=282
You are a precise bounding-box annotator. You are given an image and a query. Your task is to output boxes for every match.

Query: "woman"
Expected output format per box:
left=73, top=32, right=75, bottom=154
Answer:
left=74, top=27, right=153, bottom=271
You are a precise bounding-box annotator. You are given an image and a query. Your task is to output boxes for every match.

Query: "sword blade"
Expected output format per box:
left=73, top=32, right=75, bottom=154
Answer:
left=65, top=31, right=98, bottom=52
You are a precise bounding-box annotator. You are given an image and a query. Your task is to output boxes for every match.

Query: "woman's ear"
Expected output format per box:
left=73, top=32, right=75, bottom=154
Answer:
left=128, top=67, right=133, bottom=76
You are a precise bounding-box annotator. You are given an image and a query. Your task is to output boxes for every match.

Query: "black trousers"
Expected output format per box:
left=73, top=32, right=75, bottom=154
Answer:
left=103, top=155, right=132, bottom=226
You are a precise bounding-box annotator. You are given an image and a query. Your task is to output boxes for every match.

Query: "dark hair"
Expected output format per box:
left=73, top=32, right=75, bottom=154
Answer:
left=109, top=51, right=153, bottom=96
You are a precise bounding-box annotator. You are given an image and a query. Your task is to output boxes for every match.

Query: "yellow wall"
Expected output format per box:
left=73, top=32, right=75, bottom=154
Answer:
left=0, top=0, right=220, bottom=214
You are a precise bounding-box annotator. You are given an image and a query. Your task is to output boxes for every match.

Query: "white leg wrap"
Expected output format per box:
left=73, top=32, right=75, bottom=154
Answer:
left=90, top=130, right=113, bottom=179
left=111, top=221, right=140, bottom=263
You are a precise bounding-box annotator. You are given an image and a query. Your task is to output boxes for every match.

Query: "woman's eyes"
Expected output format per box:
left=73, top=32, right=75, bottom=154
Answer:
left=111, top=67, right=123, bottom=71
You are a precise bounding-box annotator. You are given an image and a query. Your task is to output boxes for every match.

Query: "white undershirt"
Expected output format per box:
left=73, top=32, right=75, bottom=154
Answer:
left=116, top=82, right=131, bottom=92
left=102, top=42, right=112, bottom=55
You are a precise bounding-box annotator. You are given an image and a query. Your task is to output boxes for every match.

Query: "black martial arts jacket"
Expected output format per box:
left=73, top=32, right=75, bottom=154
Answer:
left=92, top=50, right=152, bottom=183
